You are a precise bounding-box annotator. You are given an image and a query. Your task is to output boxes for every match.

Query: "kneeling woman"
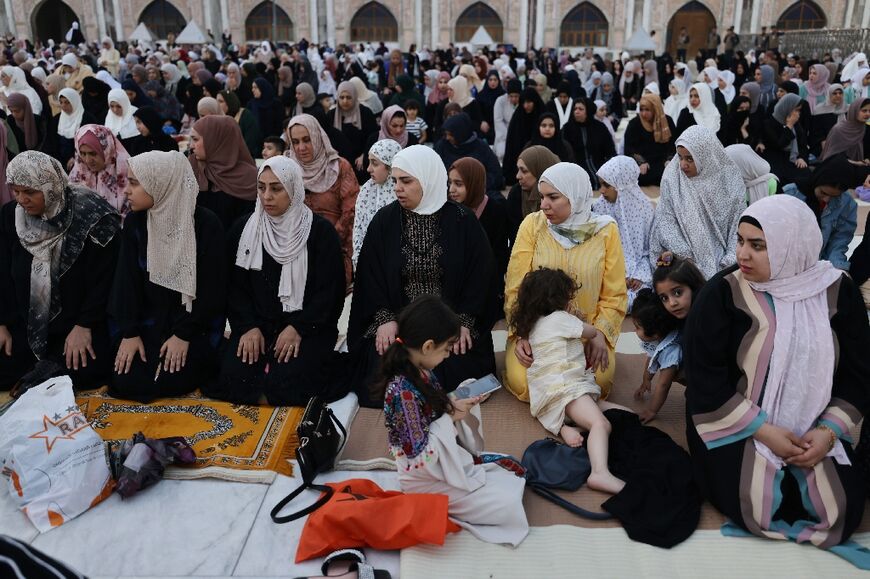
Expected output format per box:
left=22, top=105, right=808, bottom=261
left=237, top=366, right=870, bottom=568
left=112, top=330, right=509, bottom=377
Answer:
left=347, top=145, right=495, bottom=407
left=109, top=151, right=226, bottom=402
left=685, top=195, right=870, bottom=566
left=0, top=151, right=121, bottom=390
left=205, top=156, right=346, bottom=406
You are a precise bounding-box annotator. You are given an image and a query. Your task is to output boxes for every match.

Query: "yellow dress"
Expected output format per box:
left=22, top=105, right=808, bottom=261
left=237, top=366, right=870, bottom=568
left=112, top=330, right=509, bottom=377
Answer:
left=504, top=212, right=627, bottom=401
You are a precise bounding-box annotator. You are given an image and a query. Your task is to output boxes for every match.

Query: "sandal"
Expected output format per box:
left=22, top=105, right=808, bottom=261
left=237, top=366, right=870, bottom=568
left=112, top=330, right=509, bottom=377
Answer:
left=293, top=548, right=392, bottom=579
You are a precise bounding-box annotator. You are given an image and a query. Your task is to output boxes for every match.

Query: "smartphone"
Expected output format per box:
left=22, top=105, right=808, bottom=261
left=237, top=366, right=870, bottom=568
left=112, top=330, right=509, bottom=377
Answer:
left=452, top=374, right=502, bottom=400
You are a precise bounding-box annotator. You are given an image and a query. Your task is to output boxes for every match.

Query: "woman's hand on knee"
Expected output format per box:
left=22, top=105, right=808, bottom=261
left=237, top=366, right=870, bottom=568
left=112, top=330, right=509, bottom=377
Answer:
left=584, top=329, right=609, bottom=371
left=0, top=325, right=12, bottom=357
left=376, top=321, right=398, bottom=355
left=115, top=336, right=146, bottom=375
left=515, top=338, right=533, bottom=368
left=160, top=335, right=190, bottom=373
left=274, top=325, right=302, bottom=363
left=452, top=326, right=473, bottom=355
left=237, top=328, right=266, bottom=364
left=64, top=325, right=95, bottom=371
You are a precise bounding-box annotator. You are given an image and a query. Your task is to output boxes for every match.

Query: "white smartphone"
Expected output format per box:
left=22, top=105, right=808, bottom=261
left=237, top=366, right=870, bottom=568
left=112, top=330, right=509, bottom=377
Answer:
left=452, top=374, right=502, bottom=400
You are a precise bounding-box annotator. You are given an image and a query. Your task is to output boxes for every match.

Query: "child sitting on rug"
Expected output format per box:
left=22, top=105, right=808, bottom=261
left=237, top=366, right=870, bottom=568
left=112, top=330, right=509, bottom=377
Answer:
left=633, top=256, right=706, bottom=422
left=374, top=295, right=528, bottom=546
left=509, top=268, right=625, bottom=495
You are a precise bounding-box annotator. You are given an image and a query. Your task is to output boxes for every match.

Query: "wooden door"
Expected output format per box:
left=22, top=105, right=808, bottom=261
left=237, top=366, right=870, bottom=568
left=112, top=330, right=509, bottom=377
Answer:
left=666, top=2, right=717, bottom=60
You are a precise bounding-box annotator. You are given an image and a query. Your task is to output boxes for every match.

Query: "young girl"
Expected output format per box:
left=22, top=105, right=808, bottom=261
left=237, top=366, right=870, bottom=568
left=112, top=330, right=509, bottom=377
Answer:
left=510, top=268, right=625, bottom=495
left=633, top=257, right=705, bottom=420
left=351, top=139, right=402, bottom=269
left=376, top=295, right=528, bottom=546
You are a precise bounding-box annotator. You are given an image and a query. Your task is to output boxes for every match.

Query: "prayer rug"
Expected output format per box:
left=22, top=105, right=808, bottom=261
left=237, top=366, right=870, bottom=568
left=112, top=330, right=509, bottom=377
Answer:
left=75, top=388, right=303, bottom=483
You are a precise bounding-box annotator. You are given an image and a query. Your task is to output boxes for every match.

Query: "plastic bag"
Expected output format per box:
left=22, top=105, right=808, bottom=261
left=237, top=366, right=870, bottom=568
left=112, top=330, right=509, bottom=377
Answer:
left=0, top=376, right=113, bottom=532
left=109, top=433, right=196, bottom=498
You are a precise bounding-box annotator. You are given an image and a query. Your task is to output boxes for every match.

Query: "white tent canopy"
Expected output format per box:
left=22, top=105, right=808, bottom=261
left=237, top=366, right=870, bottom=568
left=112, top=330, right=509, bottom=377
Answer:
left=469, top=26, right=495, bottom=47
left=625, top=27, right=656, bottom=52
left=128, top=22, right=155, bottom=43
left=175, top=21, right=208, bottom=44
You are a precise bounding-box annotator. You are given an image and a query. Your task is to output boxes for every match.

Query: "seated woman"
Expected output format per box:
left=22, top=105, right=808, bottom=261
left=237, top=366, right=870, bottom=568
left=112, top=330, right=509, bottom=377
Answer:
left=5, top=93, right=42, bottom=152
left=352, top=139, right=401, bottom=269
left=762, top=93, right=810, bottom=185
left=650, top=125, right=746, bottom=280
left=725, top=144, right=780, bottom=205
left=434, top=112, right=504, bottom=196
left=593, top=156, right=655, bottom=310
left=784, top=153, right=863, bottom=271
left=0, top=151, right=120, bottom=390
left=109, top=151, right=226, bottom=402
left=328, top=81, right=378, bottom=183
left=285, top=114, right=359, bottom=287
left=41, top=88, right=97, bottom=169
left=850, top=207, right=870, bottom=309
left=188, top=115, right=258, bottom=231
left=811, top=84, right=849, bottom=155
left=69, top=124, right=131, bottom=218
left=104, top=89, right=141, bottom=151
left=205, top=156, right=345, bottom=406
left=504, top=162, right=627, bottom=401
left=563, top=98, right=615, bottom=190
left=293, top=82, right=326, bottom=127
left=820, top=98, right=870, bottom=162
left=684, top=195, right=870, bottom=568
left=129, top=106, right=180, bottom=155
left=523, top=112, right=575, bottom=163
left=347, top=145, right=495, bottom=408
left=502, top=88, right=546, bottom=186
left=624, top=94, right=676, bottom=186
left=217, top=90, right=263, bottom=161
left=675, top=83, right=720, bottom=139
left=506, top=145, right=560, bottom=243
left=448, top=157, right=510, bottom=326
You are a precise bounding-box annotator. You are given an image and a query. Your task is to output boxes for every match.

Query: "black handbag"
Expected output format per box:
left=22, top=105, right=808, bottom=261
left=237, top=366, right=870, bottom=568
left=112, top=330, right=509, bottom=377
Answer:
left=270, top=397, right=347, bottom=524
left=521, top=438, right=613, bottom=520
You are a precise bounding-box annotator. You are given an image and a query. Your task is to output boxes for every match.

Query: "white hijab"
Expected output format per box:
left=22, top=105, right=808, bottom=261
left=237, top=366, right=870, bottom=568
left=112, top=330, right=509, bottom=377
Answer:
left=57, top=87, right=85, bottom=139
left=2, top=65, right=42, bottom=115
left=128, top=151, right=198, bottom=312
left=724, top=144, right=777, bottom=205
left=688, top=82, right=720, bottom=133
left=390, top=145, right=448, bottom=216
left=664, top=79, right=688, bottom=122
left=105, top=88, right=140, bottom=139
left=95, top=70, right=121, bottom=90
left=718, top=70, right=736, bottom=104
left=539, top=162, right=614, bottom=250
left=236, top=156, right=313, bottom=313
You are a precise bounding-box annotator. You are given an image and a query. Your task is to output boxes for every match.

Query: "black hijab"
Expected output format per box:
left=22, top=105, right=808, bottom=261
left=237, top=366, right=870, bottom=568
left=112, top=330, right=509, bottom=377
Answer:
left=530, top=111, right=573, bottom=162
left=476, top=70, right=505, bottom=109
left=81, top=76, right=110, bottom=120
left=132, top=106, right=179, bottom=152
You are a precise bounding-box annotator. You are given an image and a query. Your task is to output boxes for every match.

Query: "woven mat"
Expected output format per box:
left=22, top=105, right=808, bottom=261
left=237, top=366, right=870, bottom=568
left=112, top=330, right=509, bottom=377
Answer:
left=340, top=351, right=870, bottom=530
left=76, top=388, right=304, bottom=483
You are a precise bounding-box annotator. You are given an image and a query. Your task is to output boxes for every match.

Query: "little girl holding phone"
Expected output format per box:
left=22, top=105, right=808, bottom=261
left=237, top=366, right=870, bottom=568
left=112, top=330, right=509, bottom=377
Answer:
left=510, top=268, right=625, bottom=494
left=374, top=295, right=528, bottom=546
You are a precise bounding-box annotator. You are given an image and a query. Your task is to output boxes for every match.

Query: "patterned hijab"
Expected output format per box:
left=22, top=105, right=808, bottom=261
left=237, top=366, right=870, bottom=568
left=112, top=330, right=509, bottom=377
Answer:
left=236, top=156, right=313, bottom=313
left=128, top=151, right=198, bottom=312
left=69, top=124, right=131, bottom=216
left=285, top=114, right=341, bottom=193
left=189, top=115, right=258, bottom=200
left=539, top=162, right=614, bottom=249
left=7, top=151, right=119, bottom=357
left=639, top=94, right=671, bottom=143
left=742, top=195, right=845, bottom=468
left=333, top=80, right=362, bottom=130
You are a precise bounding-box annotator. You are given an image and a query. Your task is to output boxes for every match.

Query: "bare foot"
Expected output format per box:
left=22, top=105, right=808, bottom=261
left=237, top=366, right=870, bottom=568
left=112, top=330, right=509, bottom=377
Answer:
left=560, top=425, right=585, bottom=447
left=587, top=471, right=626, bottom=494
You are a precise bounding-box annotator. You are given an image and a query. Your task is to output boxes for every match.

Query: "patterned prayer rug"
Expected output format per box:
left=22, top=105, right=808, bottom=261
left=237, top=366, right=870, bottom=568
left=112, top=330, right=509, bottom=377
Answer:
left=75, top=388, right=303, bottom=483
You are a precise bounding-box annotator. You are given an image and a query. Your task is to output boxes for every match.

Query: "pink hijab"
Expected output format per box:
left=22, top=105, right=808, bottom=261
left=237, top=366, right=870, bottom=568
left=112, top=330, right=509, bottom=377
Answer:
left=427, top=71, right=450, bottom=105
left=378, top=105, right=408, bottom=148
left=804, top=63, right=830, bottom=113
left=742, top=195, right=845, bottom=468
left=69, top=124, right=130, bottom=216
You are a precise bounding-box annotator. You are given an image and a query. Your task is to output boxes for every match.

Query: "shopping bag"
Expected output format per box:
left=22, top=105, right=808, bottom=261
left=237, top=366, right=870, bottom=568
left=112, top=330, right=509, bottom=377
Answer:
left=0, top=376, right=113, bottom=532
left=295, top=478, right=461, bottom=562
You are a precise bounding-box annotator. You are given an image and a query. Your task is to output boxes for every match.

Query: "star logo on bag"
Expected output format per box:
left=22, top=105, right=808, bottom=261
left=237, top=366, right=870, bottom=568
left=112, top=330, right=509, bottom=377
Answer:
left=29, top=412, right=90, bottom=453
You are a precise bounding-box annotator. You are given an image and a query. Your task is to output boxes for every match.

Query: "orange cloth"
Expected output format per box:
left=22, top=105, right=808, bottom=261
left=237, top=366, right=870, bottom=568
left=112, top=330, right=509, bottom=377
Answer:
left=296, top=478, right=461, bottom=562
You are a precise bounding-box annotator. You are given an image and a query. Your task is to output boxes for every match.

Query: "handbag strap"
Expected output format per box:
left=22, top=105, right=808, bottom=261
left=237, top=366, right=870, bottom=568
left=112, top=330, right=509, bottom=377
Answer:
left=270, top=481, right=334, bottom=524
left=529, top=484, right=614, bottom=521
left=328, top=407, right=348, bottom=455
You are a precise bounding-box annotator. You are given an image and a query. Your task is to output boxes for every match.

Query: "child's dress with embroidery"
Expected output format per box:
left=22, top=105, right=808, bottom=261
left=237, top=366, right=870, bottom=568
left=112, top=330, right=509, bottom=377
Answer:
left=384, top=372, right=528, bottom=546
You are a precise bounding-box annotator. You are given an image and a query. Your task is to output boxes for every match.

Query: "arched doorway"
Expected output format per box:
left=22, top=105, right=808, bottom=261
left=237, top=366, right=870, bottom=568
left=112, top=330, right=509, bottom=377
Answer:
left=666, top=1, right=716, bottom=61
left=32, top=0, right=79, bottom=46
left=245, top=1, right=294, bottom=41
left=776, top=1, right=827, bottom=30
left=350, top=2, right=398, bottom=42
left=455, top=3, right=503, bottom=43
left=139, top=0, right=187, bottom=40
left=560, top=2, right=609, bottom=47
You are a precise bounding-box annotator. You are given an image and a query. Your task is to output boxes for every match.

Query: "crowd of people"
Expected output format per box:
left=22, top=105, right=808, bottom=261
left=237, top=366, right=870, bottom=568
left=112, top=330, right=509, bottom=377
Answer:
left=0, top=27, right=869, bottom=568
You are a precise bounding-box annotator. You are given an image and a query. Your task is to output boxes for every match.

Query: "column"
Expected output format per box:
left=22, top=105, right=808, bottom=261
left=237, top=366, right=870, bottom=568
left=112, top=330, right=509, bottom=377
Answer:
left=642, top=0, right=651, bottom=32
left=3, top=0, right=15, bottom=37
left=750, top=0, right=761, bottom=35
left=430, top=0, right=439, bottom=47
left=94, top=0, right=107, bottom=39
left=203, top=0, right=214, bottom=37
left=733, top=0, right=743, bottom=33
left=625, top=0, right=635, bottom=38
left=519, top=0, right=529, bottom=50
left=864, top=0, right=870, bottom=28
left=326, top=0, right=335, bottom=46
left=415, top=0, right=422, bottom=48
left=534, top=0, right=544, bottom=48
left=112, top=0, right=124, bottom=40
left=220, top=0, right=230, bottom=35
left=844, top=0, right=855, bottom=27
left=309, top=0, right=319, bottom=43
